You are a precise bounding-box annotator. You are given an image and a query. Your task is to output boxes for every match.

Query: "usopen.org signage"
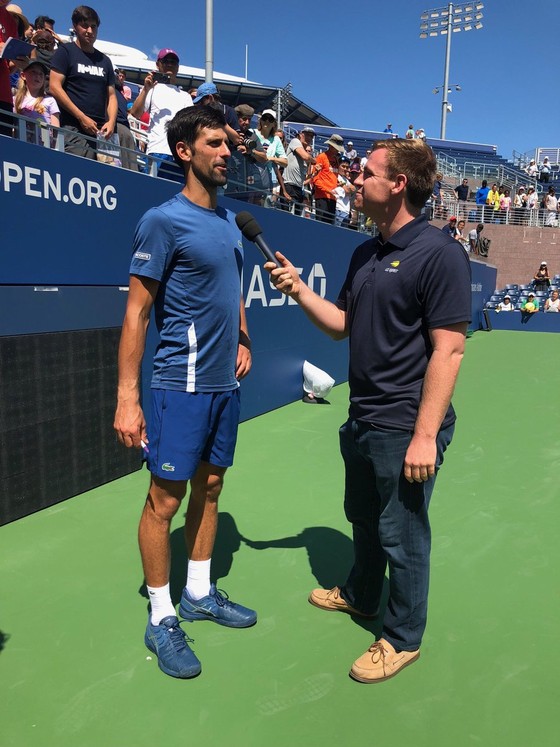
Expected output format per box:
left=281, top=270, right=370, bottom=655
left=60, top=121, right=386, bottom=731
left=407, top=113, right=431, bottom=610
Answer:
left=0, top=138, right=496, bottom=421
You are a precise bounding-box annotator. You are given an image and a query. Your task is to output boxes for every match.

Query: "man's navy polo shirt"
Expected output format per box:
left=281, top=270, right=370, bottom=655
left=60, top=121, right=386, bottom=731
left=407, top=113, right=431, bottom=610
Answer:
left=336, top=214, right=471, bottom=431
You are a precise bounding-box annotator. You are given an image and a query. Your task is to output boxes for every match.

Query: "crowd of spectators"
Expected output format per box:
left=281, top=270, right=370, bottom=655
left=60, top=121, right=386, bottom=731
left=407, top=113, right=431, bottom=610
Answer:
left=486, top=261, right=560, bottom=314
left=4, top=6, right=560, bottom=238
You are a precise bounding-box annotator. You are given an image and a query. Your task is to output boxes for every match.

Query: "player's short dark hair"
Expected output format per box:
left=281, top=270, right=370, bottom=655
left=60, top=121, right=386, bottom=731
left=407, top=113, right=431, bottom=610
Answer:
left=167, top=106, right=227, bottom=167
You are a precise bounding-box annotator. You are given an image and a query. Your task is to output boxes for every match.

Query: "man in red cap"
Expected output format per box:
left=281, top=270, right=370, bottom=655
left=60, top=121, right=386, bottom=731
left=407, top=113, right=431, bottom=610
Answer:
left=441, top=215, right=458, bottom=238
left=130, top=47, right=192, bottom=178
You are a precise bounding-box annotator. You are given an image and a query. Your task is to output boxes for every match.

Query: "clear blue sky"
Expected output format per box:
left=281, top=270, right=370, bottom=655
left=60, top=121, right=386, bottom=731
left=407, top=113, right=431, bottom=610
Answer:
left=24, top=0, right=558, bottom=160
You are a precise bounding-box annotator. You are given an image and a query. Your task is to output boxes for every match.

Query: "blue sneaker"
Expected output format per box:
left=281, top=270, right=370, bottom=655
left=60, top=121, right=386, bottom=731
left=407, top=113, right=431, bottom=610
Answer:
left=179, top=584, right=257, bottom=628
left=144, top=615, right=201, bottom=679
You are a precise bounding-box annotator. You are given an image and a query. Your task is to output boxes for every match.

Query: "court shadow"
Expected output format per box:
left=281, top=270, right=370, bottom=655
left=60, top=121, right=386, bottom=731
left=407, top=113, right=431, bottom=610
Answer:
left=0, top=629, right=9, bottom=653
left=138, top=511, right=244, bottom=604
left=242, top=525, right=388, bottom=637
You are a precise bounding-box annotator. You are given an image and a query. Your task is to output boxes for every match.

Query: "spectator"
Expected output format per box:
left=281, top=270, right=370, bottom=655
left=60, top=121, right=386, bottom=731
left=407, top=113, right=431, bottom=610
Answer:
left=454, top=177, right=469, bottom=217
left=525, top=158, right=538, bottom=179
left=30, top=29, right=56, bottom=86
left=311, top=133, right=344, bottom=224
left=405, top=124, right=414, bottom=139
left=521, top=292, right=539, bottom=313
left=13, top=58, right=59, bottom=144
left=441, top=215, right=458, bottom=237
left=34, top=14, right=62, bottom=45
left=331, top=160, right=355, bottom=228
left=475, top=179, right=489, bottom=220
left=281, top=126, right=316, bottom=215
left=512, top=186, right=527, bottom=225
left=49, top=5, right=117, bottom=160
left=344, top=140, right=357, bottom=160
left=192, top=82, right=240, bottom=146
left=225, top=102, right=255, bottom=196
left=6, top=4, right=30, bottom=40
left=496, top=293, right=514, bottom=311
left=0, top=0, right=19, bottom=134
left=533, top=261, right=550, bottom=291
left=129, top=48, right=192, bottom=177
left=360, top=148, right=371, bottom=171
left=486, top=182, right=499, bottom=217
left=251, top=109, right=287, bottom=204
left=544, top=289, right=560, bottom=312
left=416, top=128, right=426, bottom=142
left=499, top=188, right=511, bottom=223
left=468, top=223, right=484, bottom=254
left=114, top=68, right=131, bottom=100
left=539, top=156, right=552, bottom=183
left=544, top=186, right=558, bottom=226
left=432, top=171, right=444, bottom=219
left=113, top=67, right=138, bottom=171
left=455, top=219, right=469, bottom=251
left=383, top=123, right=393, bottom=133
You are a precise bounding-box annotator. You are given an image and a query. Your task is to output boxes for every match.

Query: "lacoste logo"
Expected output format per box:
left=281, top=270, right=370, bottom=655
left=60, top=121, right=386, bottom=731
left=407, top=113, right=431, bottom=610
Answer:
left=161, top=463, right=175, bottom=472
left=237, top=240, right=243, bottom=249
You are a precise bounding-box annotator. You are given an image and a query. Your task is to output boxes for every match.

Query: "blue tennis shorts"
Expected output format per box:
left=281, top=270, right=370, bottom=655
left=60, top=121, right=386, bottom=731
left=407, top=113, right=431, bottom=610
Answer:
left=147, top=389, right=241, bottom=481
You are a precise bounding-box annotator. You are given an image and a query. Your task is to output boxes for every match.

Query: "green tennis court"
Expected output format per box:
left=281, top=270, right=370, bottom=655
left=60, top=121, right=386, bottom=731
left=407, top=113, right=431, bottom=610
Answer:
left=1, top=330, right=557, bottom=747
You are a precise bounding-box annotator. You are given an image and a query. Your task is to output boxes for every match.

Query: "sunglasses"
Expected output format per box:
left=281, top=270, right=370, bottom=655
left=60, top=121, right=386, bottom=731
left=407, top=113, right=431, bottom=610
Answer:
left=261, top=115, right=275, bottom=122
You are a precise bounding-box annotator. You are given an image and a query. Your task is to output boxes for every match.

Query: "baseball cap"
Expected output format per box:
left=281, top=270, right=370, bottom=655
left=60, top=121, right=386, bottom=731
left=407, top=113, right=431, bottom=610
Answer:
left=157, top=48, right=179, bottom=61
left=449, top=216, right=457, bottom=222
left=21, top=58, right=49, bottom=74
left=193, top=82, right=218, bottom=103
left=347, top=141, right=353, bottom=146
left=301, top=126, right=315, bottom=135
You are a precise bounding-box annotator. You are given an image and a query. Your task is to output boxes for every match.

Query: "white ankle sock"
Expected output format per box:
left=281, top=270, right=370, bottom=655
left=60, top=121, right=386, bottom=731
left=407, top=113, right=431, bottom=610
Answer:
left=186, top=559, right=211, bottom=600
left=146, top=583, right=176, bottom=625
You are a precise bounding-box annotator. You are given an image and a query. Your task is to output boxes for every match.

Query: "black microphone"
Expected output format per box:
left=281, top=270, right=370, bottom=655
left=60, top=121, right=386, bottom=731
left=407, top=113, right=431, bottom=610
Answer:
left=235, top=211, right=281, bottom=267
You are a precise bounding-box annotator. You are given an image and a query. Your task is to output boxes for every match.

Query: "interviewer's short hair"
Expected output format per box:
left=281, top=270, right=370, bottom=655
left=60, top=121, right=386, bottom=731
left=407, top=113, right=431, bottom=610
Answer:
left=373, top=138, right=437, bottom=209
left=167, top=106, right=227, bottom=167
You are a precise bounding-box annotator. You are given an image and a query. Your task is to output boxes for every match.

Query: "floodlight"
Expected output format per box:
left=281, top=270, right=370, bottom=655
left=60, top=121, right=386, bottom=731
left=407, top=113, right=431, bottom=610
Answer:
left=475, top=21, right=483, bottom=28
left=463, top=23, right=472, bottom=30
left=452, top=26, right=461, bottom=31
left=420, top=22, right=428, bottom=29
left=475, top=3, right=484, bottom=9
left=421, top=11, right=429, bottom=19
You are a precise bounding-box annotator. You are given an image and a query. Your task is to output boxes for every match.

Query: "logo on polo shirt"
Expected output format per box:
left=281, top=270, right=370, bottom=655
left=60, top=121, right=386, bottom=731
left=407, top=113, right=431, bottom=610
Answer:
left=161, top=463, right=175, bottom=472
left=134, top=251, right=151, bottom=261
left=385, top=260, right=400, bottom=273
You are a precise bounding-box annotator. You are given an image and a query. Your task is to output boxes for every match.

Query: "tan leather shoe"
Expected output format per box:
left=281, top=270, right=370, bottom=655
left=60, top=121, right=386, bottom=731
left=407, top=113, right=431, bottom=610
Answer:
left=308, top=586, right=375, bottom=618
left=350, top=638, right=420, bottom=683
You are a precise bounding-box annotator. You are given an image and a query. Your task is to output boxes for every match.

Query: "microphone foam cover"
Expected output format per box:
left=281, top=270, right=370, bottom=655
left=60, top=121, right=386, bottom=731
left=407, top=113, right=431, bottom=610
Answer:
left=235, top=211, right=262, bottom=242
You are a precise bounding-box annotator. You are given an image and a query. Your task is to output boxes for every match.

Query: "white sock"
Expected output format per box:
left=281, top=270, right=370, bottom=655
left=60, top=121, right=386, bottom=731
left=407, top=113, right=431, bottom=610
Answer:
left=147, top=583, right=176, bottom=625
left=186, top=559, right=211, bottom=601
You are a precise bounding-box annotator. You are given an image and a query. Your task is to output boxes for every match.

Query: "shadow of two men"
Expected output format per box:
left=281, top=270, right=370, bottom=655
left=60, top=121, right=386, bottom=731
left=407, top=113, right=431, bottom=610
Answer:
left=140, top=512, right=386, bottom=637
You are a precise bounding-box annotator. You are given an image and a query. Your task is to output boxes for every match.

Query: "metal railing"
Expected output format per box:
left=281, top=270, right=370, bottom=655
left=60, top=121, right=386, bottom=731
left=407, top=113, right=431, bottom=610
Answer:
left=433, top=196, right=558, bottom=228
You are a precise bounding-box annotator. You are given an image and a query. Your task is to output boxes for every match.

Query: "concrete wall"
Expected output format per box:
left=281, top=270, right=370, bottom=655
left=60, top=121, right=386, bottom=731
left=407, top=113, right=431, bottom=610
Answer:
left=433, top=220, right=560, bottom=290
